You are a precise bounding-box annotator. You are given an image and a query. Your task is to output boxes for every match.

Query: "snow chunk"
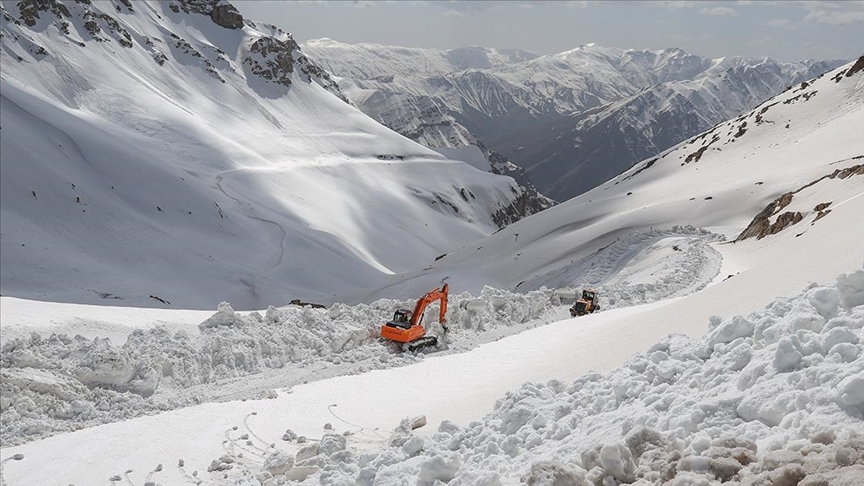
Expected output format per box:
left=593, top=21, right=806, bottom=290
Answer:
left=774, top=336, right=803, bottom=372
left=706, top=316, right=755, bottom=348
left=262, top=450, right=293, bottom=476
left=836, top=269, right=864, bottom=308
left=837, top=373, right=864, bottom=406
left=829, top=342, right=860, bottom=362
left=600, top=443, right=636, bottom=482
left=198, top=302, right=241, bottom=329
left=822, top=327, right=859, bottom=353
left=807, top=286, right=841, bottom=320
left=521, top=461, right=589, bottom=486
left=319, top=432, right=347, bottom=457
left=418, top=453, right=460, bottom=485
left=402, top=435, right=424, bottom=456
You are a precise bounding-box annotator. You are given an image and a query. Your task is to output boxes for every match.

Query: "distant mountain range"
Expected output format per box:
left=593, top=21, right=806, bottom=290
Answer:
left=302, top=40, right=846, bottom=200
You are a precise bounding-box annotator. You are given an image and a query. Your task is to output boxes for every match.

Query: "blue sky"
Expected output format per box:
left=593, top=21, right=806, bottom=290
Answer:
left=237, top=1, right=864, bottom=61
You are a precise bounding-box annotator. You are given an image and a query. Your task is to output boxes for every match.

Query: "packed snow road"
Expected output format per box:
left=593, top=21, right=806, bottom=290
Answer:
left=0, top=299, right=680, bottom=486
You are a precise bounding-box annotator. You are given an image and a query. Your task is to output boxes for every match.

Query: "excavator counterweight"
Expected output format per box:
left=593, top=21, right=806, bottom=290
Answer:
left=381, top=284, right=449, bottom=352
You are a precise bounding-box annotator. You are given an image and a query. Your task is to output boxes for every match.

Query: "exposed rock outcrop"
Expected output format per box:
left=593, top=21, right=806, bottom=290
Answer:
left=244, top=36, right=298, bottom=87
left=170, top=0, right=243, bottom=30
left=736, top=164, right=864, bottom=241
left=492, top=186, right=551, bottom=229
left=210, top=2, right=243, bottom=29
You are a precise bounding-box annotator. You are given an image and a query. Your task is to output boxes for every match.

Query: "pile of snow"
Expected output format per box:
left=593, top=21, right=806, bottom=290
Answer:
left=240, top=270, right=863, bottom=485
left=0, top=286, right=563, bottom=446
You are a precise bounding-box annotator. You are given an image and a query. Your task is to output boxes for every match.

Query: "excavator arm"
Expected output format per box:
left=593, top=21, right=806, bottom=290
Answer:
left=410, top=283, right=449, bottom=331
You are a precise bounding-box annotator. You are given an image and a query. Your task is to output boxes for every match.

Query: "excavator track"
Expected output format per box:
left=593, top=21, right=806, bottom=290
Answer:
left=402, top=336, right=438, bottom=353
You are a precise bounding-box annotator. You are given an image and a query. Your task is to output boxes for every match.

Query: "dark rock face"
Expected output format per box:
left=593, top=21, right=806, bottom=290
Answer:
left=845, top=55, right=864, bottom=78
left=173, top=0, right=217, bottom=15
left=173, top=0, right=243, bottom=30
left=245, top=37, right=298, bottom=87
left=492, top=186, right=550, bottom=229
left=210, top=3, right=243, bottom=29
left=17, top=0, right=71, bottom=28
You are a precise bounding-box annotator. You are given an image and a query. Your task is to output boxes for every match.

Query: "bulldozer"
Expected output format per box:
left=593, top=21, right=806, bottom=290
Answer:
left=381, top=284, right=449, bottom=352
left=570, top=288, right=600, bottom=317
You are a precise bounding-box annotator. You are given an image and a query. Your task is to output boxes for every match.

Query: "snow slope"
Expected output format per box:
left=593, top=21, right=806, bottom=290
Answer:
left=358, top=58, right=864, bottom=303
left=0, top=0, right=536, bottom=311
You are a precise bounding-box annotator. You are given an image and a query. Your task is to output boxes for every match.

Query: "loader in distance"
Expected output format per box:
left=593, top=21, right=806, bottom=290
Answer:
left=570, top=288, right=600, bottom=317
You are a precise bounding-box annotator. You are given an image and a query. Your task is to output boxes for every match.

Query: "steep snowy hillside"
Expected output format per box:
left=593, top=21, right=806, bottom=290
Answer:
left=303, top=40, right=845, bottom=200
left=0, top=0, right=541, bottom=310
left=358, top=57, right=864, bottom=302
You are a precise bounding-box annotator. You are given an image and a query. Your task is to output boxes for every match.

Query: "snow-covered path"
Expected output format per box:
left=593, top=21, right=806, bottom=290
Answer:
left=0, top=299, right=681, bottom=486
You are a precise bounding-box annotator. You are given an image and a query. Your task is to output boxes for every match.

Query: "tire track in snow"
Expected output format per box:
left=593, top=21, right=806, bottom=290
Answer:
left=519, top=226, right=725, bottom=309
left=214, top=173, right=288, bottom=271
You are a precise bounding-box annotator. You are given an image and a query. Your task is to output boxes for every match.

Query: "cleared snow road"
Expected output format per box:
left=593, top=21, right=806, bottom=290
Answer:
left=0, top=299, right=681, bottom=486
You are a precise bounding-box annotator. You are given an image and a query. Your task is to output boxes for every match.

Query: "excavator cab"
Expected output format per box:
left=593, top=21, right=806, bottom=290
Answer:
left=381, top=284, right=449, bottom=352
left=386, top=309, right=413, bottom=330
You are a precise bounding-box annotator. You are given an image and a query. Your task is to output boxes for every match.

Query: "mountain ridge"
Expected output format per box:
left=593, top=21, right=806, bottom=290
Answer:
left=302, top=39, right=846, bottom=200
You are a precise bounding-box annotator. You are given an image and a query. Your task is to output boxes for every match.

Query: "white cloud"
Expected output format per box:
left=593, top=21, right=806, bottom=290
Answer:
left=648, top=1, right=696, bottom=10
left=749, top=36, right=775, bottom=47
left=700, top=6, right=739, bottom=17
left=770, top=1, right=864, bottom=27
left=444, top=9, right=466, bottom=18
left=655, top=33, right=717, bottom=42
left=765, top=18, right=793, bottom=28
left=804, top=9, right=864, bottom=26
left=349, top=0, right=377, bottom=9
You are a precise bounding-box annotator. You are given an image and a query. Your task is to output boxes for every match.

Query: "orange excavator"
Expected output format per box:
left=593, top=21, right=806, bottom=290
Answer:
left=381, top=284, right=449, bottom=352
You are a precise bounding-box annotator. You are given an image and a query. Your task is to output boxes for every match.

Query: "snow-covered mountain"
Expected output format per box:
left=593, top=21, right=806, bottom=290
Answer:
left=302, top=40, right=846, bottom=200
left=0, top=0, right=548, bottom=310
left=0, top=50, right=861, bottom=486
left=355, top=56, right=864, bottom=302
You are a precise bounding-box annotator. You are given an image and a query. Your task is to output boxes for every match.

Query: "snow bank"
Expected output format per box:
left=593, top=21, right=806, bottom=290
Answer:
left=0, top=286, right=563, bottom=446
left=236, top=269, right=864, bottom=485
